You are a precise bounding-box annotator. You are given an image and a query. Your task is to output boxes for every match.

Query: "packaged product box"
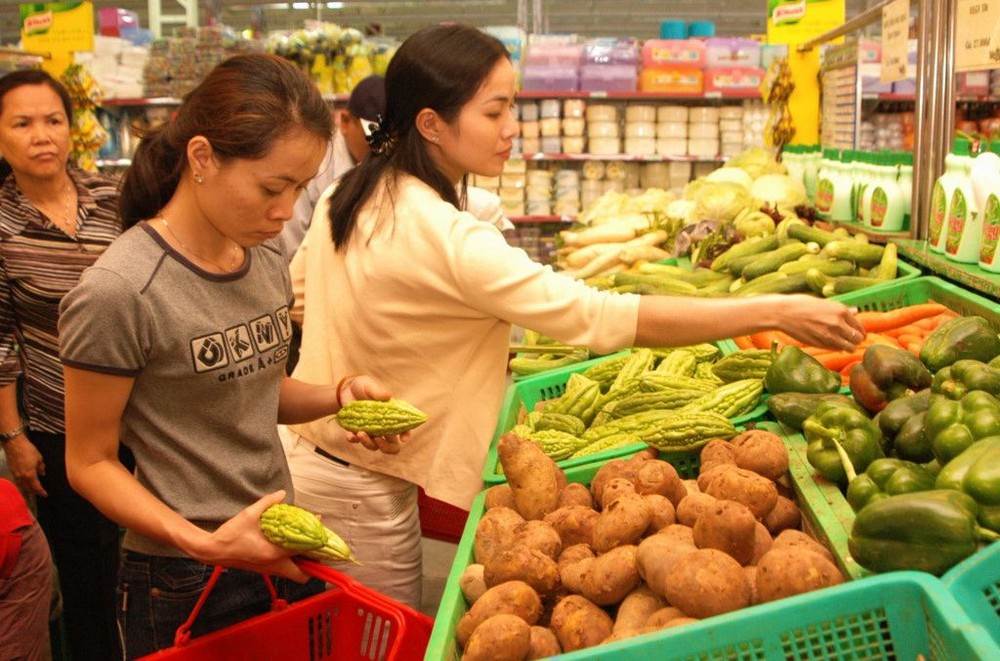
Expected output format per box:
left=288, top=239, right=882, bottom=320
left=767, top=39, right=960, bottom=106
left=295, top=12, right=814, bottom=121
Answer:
left=703, top=67, right=766, bottom=95
left=579, top=64, right=638, bottom=92
left=704, top=37, right=761, bottom=68
left=639, top=68, right=703, bottom=95
left=641, top=39, right=706, bottom=69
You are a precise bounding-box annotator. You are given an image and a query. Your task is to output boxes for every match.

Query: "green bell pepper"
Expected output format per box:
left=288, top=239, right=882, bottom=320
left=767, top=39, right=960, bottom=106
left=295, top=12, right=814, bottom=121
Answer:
left=848, top=489, right=999, bottom=575
left=874, top=388, right=931, bottom=451
left=764, top=344, right=842, bottom=395
left=846, top=457, right=937, bottom=512
left=936, top=435, right=1000, bottom=533
left=803, top=400, right=884, bottom=484
left=849, top=344, right=932, bottom=414
left=920, top=315, right=1000, bottom=373
left=925, top=391, right=1000, bottom=465
left=930, top=359, right=1000, bottom=399
left=893, top=410, right=933, bottom=463
left=766, top=391, right=864, bottom=432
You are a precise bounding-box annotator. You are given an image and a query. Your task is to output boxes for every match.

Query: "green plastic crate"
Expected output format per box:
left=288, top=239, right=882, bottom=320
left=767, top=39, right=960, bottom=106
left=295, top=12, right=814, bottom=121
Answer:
left=510, top=350, right=629, bottom=382
left=943, top=539, right=1000, bottom=649
left=427, top=440, right=1000, bottom=661
left=547, top=571, right=1000, bottom=661
left=481, top=352, right=767, bottom=486
left=828, top=254, right=922, bottom=299
left=833, top=275, right=1000, bottom=331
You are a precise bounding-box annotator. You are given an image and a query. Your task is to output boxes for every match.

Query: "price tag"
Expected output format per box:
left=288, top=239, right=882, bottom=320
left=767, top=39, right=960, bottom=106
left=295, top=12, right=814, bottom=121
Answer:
left=881, top=0, right=911, bottom=83
left=956, top=0, right=1000, bottom=72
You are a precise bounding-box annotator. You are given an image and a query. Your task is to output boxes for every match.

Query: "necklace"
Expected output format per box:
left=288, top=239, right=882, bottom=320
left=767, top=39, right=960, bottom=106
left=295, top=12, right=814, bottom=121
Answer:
left=31, top=179, right=75, bottom=233
left=159, top=215, right=241, bottom=273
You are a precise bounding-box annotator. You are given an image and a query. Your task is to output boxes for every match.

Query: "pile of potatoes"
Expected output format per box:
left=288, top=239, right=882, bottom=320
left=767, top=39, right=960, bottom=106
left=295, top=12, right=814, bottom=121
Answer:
left=456, top=429, right=845, bottom=660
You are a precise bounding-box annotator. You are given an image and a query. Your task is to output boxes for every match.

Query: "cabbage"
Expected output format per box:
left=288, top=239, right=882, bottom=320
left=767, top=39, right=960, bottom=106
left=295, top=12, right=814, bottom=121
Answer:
left=750, top=174, right=808, bottom=213
left=705, top=166, right=754, bottom=190
left=726, top=147, right=787, bottom=179
left=689, top=181, right=756, bottom=224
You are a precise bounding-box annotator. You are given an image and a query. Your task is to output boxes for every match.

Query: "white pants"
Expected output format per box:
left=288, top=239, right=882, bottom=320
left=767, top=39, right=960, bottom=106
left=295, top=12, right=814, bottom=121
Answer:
left=281, top=427, right=423, bottom=610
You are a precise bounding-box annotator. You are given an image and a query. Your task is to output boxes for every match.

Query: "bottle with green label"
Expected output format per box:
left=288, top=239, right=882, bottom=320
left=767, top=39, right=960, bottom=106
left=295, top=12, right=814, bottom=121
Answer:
left=829, top=155, right=854, bottom=222
left=971, top=143, right=1000, bottom=272
left=944, top=140, right=980, bottom=263
left=869, top=153, right=906, bottom=232
left=860, top=152, right=881, bottom=227
left=929, top=138, right=970, bottom=252
left=898, top=151, right=913, bottom=227
left=814, top=148, right=838, bottom=219
left=803, top=144, right=820, bottom=201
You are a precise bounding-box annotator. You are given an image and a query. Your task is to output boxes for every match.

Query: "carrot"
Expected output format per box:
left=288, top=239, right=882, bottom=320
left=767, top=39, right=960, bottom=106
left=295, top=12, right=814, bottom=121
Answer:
left=862, top=332, right=901, bottom=348
left=815, top=349, right=868, bottom=373
left=839, top=360, right=862, bottom=386
left=896, top=332, right=926, bottom=350
left=733, top=334, right=755, bottom=350
left=855, top=303, right=949, bottom=333
left=913, top=311, right=957, bottom=332
left=749, top=330, right=786, bottom=350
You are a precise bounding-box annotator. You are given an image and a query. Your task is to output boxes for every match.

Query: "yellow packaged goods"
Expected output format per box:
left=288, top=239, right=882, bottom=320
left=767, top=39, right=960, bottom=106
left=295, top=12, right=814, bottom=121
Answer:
left=639, top=68, right=703, bottom=94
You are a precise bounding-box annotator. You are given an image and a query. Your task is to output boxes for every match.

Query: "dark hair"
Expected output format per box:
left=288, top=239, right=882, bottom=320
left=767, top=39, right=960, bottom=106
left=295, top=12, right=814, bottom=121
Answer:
left=328, top=24, right=510, bottom=248
left=0, top=69, right=74, bottom=180
left=119, top=53, right=333, bottom=228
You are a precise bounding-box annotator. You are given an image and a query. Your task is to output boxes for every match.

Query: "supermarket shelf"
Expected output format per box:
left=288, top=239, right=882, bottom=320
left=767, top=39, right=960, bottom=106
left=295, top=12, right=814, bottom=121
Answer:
left=95, top=158, right=132, bottom=168
left=102, top=97, right=182, bottom=106
left=862, top=93, right=1000, bottom=103
left=820, top=219, right=912, bottom=243
left=519, top=152, right=728, bottom=162
left=861, top=92, right=916, bottom=102
left=103, top=93, right=352, bottom=106
left=509, top=215, right=575, bottom=224
left=516, top=90, right=760, bottom=100
left=894, top=239, right=1000, bottom=300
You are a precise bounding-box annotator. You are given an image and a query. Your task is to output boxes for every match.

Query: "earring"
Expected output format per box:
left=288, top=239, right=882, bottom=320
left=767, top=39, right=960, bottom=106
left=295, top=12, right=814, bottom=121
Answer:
left=193, top=173, right=204, bottom=184
left=432, top=136, right=440, bottom=143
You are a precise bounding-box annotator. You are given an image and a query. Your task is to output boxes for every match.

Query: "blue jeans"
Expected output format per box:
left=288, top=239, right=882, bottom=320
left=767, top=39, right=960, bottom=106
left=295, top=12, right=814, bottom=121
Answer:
left=118, top=551, right=324, bottom=660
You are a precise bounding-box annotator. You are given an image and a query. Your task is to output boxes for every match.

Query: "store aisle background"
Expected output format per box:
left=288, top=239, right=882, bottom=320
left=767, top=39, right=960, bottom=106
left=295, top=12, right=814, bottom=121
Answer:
left=0, top=0, right=875, bottom=46
left=420, top=537, right=459, bottom=616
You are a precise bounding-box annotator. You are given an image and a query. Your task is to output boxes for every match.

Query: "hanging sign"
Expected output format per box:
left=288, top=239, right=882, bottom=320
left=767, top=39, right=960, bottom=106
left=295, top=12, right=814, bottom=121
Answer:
left=19, top=2, right=93, bottom=75
left=881, top=0, right=910, bottom=83
left=955, top=0, right=1000, bottom=72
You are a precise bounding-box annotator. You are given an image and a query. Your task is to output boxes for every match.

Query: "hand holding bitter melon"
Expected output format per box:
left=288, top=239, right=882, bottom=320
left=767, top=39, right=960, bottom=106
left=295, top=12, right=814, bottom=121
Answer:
left=260, top=503, right=360, bottom=564
left=335, top=398, right=428, bottom=435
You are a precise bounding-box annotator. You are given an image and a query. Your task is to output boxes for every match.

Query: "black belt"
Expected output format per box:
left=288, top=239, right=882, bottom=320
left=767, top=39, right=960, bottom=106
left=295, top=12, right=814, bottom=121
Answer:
left=313, top=444, right=350, bottom=467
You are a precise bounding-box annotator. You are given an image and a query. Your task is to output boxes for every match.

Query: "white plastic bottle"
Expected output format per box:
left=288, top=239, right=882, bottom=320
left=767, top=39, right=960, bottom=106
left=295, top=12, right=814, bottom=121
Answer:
left=869, top=153, right=906, bottom=232
left=859, top=152, right=880, bottom=227
left=813, top=148, right=837, bottom=219
left=829, top=156, right=854, bottom=223
left=928, top=138, right=969, bottom=253
left=897, top=151, right=913, bottom=228
left=968, top=143, right=1000, bottom=272
left=803, top=145, right=820, bottom=202
left=944, top=140, right=981, bottom=263
left=971, top=143, right=1000, bottom=272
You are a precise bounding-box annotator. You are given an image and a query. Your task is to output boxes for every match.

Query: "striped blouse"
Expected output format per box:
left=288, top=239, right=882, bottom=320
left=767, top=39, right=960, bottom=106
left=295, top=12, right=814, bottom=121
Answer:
left=0, top=166, right=122, bottom=433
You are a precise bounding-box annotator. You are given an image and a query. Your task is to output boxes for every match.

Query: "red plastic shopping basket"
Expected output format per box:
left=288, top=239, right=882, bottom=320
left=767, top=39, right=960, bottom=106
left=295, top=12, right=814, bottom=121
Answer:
left=138, top=558, right=433, bottom=661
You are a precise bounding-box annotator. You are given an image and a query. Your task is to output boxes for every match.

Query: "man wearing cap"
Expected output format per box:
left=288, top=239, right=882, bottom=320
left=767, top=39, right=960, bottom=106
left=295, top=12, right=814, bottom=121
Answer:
left=281, top=74, right=386, bottom=261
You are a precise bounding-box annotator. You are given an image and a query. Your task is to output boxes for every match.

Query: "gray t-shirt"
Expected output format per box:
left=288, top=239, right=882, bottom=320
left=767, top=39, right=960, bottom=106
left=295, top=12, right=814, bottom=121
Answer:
left=59, top=222, right=295, bottom=557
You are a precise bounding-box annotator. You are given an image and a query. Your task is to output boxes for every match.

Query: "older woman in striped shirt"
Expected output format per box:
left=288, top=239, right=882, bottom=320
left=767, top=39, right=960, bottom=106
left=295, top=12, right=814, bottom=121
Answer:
left=0, top=68, right=125, bottom=661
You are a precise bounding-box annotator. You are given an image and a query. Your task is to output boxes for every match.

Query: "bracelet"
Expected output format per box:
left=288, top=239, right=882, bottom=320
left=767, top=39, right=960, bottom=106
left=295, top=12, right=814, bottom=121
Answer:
left=0, top=425, right=24, bottom=443
left=335, top=375, right=359, bottom=410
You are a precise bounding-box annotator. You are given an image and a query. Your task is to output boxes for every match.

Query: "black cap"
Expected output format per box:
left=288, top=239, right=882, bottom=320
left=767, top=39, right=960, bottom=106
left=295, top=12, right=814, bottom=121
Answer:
left=346, top=75, right=386, bottom=136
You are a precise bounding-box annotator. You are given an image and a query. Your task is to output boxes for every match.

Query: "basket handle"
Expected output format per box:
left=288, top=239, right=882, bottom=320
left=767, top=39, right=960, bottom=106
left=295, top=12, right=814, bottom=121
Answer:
left=294, top=558, right=432, bottom=659
left=172, top=565, right=287, bottom=648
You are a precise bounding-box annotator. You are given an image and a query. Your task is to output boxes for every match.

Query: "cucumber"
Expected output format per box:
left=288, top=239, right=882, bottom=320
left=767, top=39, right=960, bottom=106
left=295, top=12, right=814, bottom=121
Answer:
left=741, top=241, right=819, bottom=280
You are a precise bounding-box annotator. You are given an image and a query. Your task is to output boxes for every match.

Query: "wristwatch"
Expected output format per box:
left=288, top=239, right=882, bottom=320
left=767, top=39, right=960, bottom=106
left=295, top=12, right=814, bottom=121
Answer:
left=0, top=425, right=24, bottom=444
